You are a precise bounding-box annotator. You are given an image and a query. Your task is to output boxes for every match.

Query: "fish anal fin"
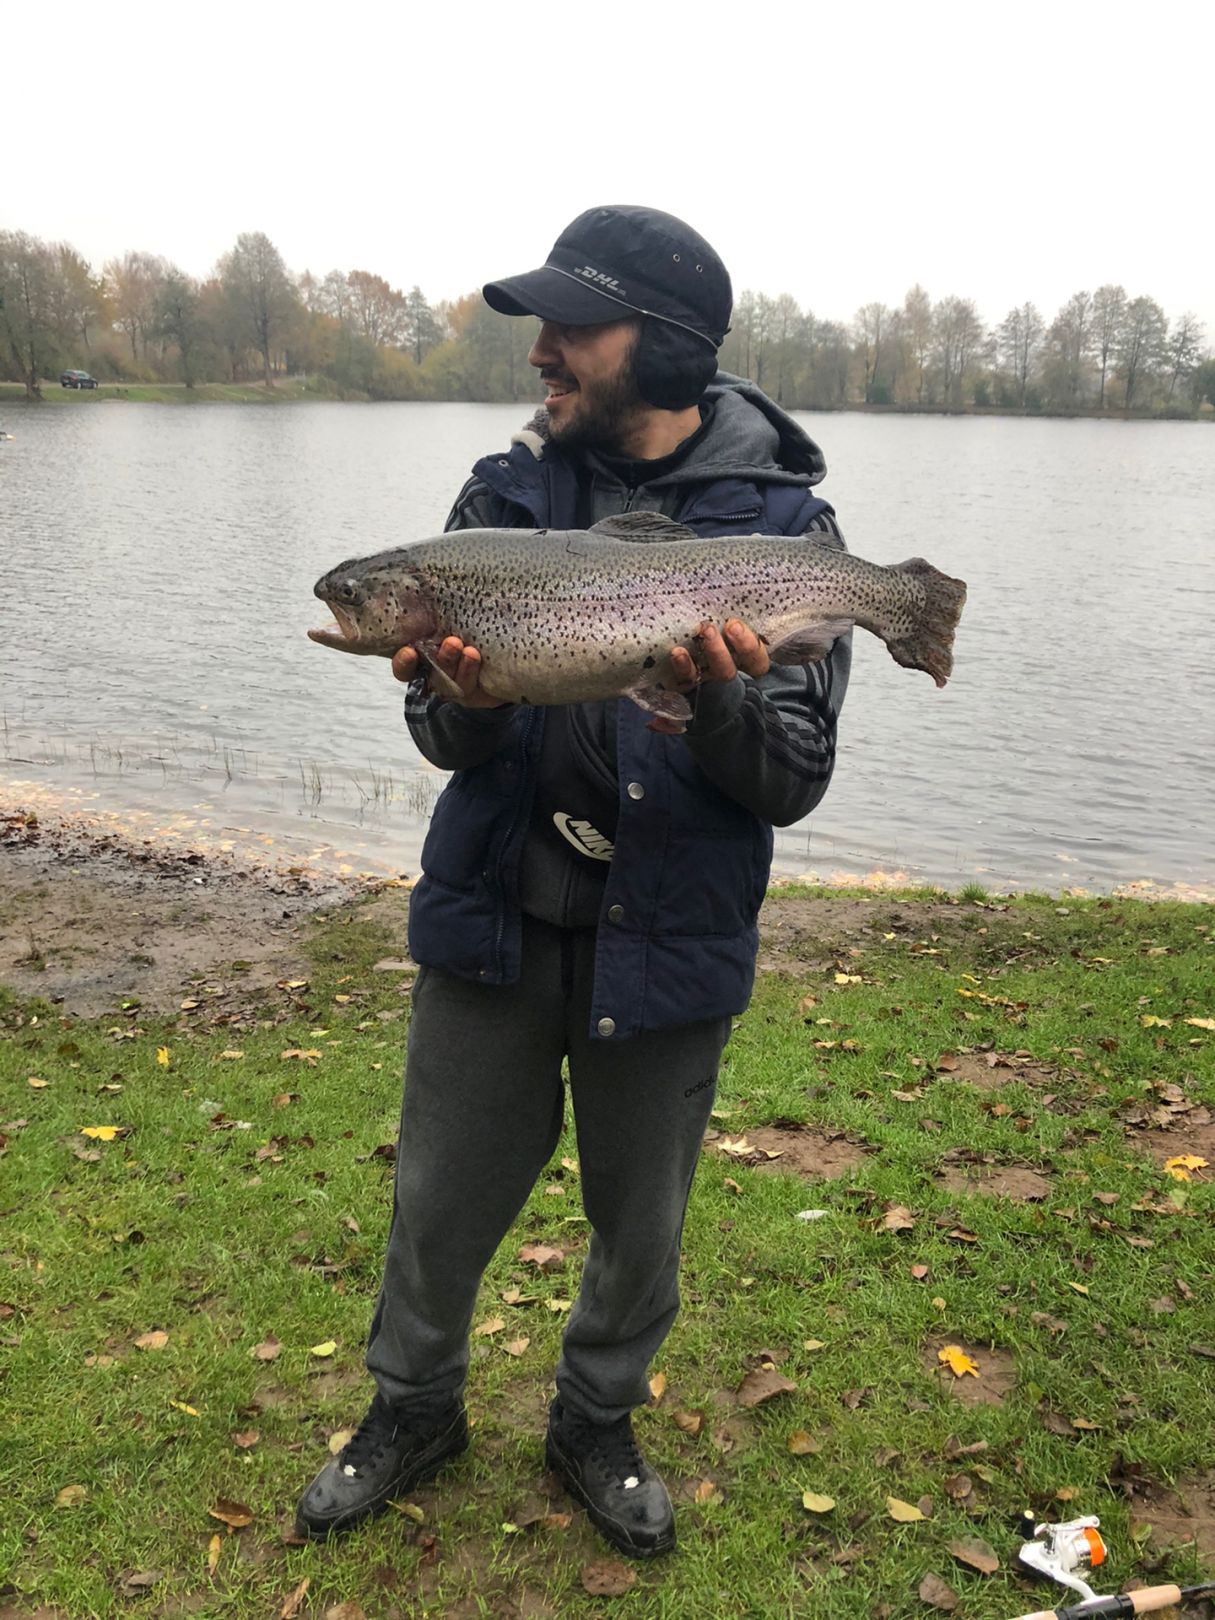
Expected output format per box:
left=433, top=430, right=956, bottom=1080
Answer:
left=625, top=683, right=693, bottom=731
left=767, top=617, right=853, bottom=666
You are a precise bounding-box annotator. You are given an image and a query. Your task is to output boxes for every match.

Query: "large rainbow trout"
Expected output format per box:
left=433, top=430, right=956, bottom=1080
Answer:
left=309, top=512, right=966, bottom=726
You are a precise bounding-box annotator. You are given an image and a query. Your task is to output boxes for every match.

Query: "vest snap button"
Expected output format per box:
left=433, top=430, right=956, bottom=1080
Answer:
left=627, top=781, right=645, bottom=800
left=597, top=1016, right=616, bottom=1038
left=607, top=904, right=624, bottom=924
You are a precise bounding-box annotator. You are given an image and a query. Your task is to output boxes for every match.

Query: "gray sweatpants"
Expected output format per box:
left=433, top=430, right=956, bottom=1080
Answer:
left=365, top=915, right=731, bottom=1426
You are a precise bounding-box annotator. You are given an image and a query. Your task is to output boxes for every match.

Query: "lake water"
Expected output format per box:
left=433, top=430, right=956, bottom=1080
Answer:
left=1, top=401, right=1212, bottom=896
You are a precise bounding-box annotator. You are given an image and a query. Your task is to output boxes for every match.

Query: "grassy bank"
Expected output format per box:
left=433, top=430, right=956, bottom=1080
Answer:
left=1, top=887, right=1212, bottom=1619
left=0, top=378, right=357, bottom=406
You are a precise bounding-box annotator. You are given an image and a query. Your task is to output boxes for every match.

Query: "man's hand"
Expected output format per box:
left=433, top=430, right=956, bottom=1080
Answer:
left=391, top=636, right=507, bottom=708
left=648, top=619, right=769, bottom=736
left=669, top=619, right=770, bottom=688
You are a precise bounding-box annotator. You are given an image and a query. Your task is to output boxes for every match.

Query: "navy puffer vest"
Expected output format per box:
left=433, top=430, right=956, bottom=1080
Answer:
left=407, top=440, right=830, bottom=1040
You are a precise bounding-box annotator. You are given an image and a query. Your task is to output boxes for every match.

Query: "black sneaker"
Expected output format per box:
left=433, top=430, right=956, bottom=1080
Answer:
left=294, top=1393, right=467, bottom=1540
left=545, top=1398, right=675, bottom=1558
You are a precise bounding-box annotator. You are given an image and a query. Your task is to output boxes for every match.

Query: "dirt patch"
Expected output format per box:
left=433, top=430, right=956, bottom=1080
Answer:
left=937, top=1050, right=1060, bottom=1093
left=1137, top=1122, right=1215, bottom=1174
left=755, top=892, right=970, bottom=974
left=709, top=1125, right=869, bottom=1180
left=1128, top=1472, right=1215, bottom=1568
left=0, top=804, right=370, bottom=1016
left=936, top=1165, right=1053, bottom=1202
left=922, top=1341, right=1016, bottom=1407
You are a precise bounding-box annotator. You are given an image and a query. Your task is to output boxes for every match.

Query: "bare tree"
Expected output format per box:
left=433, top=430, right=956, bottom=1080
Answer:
left=854, top=301, right=892, bottom=403
left=997, top=301, right=1044, bottom=406
left=1090, top=284, right=1126, bottom=409
left=1164, top=312, right=1204, bottom=402
left=934, top=295, right=985, bottom=406
left=216, top=232, right=297, bottom=385
left=0, top=231, right=57, bottom=397
left=901, top=285, right=933, bottom=404
left=1042, top=290, right=1092, bottom=405
left=405, top=286, right=443, bottom=366
left=155, top=268, right=204, bottom=388
left=104, top=251, right=166, bottom=363
left=1117, top=295, right=1168, bottom=409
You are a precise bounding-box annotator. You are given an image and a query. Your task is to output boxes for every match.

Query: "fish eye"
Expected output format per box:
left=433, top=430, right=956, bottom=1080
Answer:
left=337, top=579, right=359, bottom=603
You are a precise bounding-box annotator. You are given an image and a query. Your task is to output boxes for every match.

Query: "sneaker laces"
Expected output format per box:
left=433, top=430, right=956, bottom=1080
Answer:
left=339, top=1395, right=402, bottom=1477
left=567, top=1410, right=646, bottom=1489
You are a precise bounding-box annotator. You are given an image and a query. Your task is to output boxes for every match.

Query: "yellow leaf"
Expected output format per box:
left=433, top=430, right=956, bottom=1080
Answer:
left=1067, top=1282, right=1090, bottom=1296
left=27, top=1076, right=49, bottom=1088
left=56, top=1484, right=87, bottom=1507
left=801, top=1491, right=835, bottom=1513
left=389, top=1499, right=425, bottom=1522
left=649, top=1373, right=668, bottom=1401
left=788, top=1430, right=820, bottom=1455
left=219, top=1050, right=245, bottom=1060
left=1140, top=1015, right=1172, bottom=1028
left=157, top=1047, right=170, bottom=1066
left=81, top=1126, right=121, bottom=1141
left=694, top=1478, right=720, bottom=1504
left=134, top=1330, right=169, bottom=1352
left=931, top=1297, right=947, bottom=1311
left=474, top=1316, right=505, bottom=1337
left=1184, top=1017, right=1215, bottom=1031
left=169, top=1399, right=199, bottom=1416
left=887, top=1496, right=925, bottom=1522
left=1164, top=1155, right=1207, bottom=1181
left=802, top=1338, right=827, bottom=1351
left=327, top=1428, right=354, bottom=1455
left=834, top=972, right=862, bottom=984
left=309, top=1340, right=337, bottom=1357
left=938, top=1345, right=980, bottom=1379
left=207, top=1533, right=221, bottom=1574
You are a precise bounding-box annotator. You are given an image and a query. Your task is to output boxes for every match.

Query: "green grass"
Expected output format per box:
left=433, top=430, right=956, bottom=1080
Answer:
left=1, top=891, right=1212, bottom=1618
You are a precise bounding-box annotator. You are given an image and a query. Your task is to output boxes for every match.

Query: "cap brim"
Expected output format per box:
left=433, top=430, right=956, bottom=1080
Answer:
left=483, top=267, right=635, bottom=325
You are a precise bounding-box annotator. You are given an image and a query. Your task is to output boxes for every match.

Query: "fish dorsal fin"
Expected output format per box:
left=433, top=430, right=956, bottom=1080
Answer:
left=588, top=511, right=699, bottom=543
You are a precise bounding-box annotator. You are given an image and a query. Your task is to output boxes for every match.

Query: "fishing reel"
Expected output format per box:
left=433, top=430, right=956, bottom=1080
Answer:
left=1014, top=1512, right=1107, bottom=1602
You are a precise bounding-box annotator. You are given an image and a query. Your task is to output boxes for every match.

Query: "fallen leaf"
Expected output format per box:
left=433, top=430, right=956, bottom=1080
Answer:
left=673, top=1409, right=704, bottom=1435
left=207, top=1533, right=222, bottom=1574
left=474, top=1316, right=505, bottom=1337
left=80, top=1125, right=123, bottom=1141
left=280, top=1578, right=310, bottom=1619
left=134, top=1329, right=169, bottom=1352
left=787, top=1430, right=821, bottom=1455
left=947, top=1536, right=1000, bottom=1575
left=919, top=1572, right=959, bottom=1611
left=55, top=1483, right=87, bottom=1507
left=581, top=1559, right=638, bottom=1596
left=232, top=1430, right=260, bottom=1449
left=280, top=1048, right=322, bottom=1064
left=517, top=1242, right=564, bottom=1271
left=723, top=1176, right=743, bottom=1194
left=157, top=1047, right=170, bottom=1066
left=209, top=1498, right=253, bottom=1530
left=503, top=1337, right=530, bottom=1357
left=1184, top=1016, right=1215, bottom=1030
left=938, top=1345, right=980, bottom=1379
left=801, top=1491, right=836, bottom=1513
left=169, top=1399, right=199, bottom=1416
left=883, top=1204, right=915, bottom=1233
left=323, top=1604, right=367, bottom=1620
left=887, top=1496, right=925, bottom=1522
left=219, top=1049, right=245, bottom=1060
left=1067, top=1281, right=1090, bottom=1296
left=737, top=1366, right=797, bottom=1407
left=309, top=1339, right=337, bottom=1357
left=27, top=1076, right=49, bottom=1089
left=910, top=1264, right=930, bottom=1280
left=694, top=1478, right=720, bottom=1504
left=327, top=1428, right=354, bottom=1455
left=1140, top=1015, right=1171, bottom=1028
left=649, top=1372, right=668, bottom=1401
left=119, top=1571, right=162, bottom=1597
left=252, top=1334, right=281, bottom=1361
left=388, top=1500, right=425, bottom=1523
left=1164, top=1154, right=1208, bottom=1181
left=803, top=1337, right=827, bottom=1351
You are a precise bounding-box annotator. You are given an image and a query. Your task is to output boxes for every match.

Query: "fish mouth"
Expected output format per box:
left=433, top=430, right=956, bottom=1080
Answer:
left=308, top=602, right=361, bottom=650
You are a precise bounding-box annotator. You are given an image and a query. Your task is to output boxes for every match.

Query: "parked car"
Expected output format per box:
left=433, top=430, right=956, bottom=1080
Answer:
left=60, top=369, right=98, bottom=389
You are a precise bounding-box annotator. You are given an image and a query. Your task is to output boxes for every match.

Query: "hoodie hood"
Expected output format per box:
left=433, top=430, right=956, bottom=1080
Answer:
left=509, top=370, right=827, bottom=489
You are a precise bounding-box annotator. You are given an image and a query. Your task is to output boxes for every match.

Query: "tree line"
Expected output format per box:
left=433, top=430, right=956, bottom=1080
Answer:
left=2, top=227, right=1212, bottom=416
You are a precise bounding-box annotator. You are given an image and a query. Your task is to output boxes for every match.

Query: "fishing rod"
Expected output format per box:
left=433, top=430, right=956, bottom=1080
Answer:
left=1008, top=1513, right=1214, bottom=1620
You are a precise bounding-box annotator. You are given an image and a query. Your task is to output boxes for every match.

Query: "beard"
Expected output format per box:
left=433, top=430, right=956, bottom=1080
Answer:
left=542, top=347, right=646, bottom=454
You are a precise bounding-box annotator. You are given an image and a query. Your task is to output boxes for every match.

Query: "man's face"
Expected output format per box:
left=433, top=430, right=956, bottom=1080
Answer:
left=528, top=316, right=645, bottom=452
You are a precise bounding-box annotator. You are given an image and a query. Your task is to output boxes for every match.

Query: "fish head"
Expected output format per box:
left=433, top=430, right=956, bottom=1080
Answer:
left=308, top=552, right=436, bottom=657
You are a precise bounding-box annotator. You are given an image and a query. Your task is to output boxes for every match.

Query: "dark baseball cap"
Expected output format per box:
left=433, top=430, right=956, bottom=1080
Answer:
left=483, top=205, right=732, bottom=350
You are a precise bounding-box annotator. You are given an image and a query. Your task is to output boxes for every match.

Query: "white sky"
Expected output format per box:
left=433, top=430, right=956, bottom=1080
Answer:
left=8, top=0, right=1213, bottom=340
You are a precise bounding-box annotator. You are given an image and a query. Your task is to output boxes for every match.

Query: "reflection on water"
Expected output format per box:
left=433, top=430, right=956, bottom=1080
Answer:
left=2, top=401, right=1213, bottom=894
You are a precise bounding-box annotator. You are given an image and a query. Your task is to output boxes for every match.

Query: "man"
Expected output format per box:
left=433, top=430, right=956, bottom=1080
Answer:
left=296, top=205, right=851, bottom=1558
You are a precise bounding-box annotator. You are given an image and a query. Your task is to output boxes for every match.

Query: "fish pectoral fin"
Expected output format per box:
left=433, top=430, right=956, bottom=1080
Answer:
left=625, top=682, right=694, bottom=730
left=767, top=617, right=853, bottom=666
left=416, top=640, right=465, bottom=701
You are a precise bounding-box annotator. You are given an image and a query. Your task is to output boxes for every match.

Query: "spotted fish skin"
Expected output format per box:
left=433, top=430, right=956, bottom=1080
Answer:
left=309, top=516, right=967, bottom=710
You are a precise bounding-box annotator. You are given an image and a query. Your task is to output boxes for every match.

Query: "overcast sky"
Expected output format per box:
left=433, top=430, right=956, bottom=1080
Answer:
left=8, top=0, right=1213, bottom=339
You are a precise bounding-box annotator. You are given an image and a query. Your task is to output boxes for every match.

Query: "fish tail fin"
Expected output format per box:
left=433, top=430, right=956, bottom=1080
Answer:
left=886, top=560, right=968, bottom=687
